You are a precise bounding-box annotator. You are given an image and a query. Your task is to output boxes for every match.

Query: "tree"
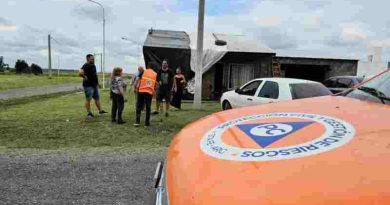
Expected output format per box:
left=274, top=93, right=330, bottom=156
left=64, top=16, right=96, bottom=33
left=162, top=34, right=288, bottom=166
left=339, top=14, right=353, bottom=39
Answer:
left=0, top=56, right=4, bottom=72
left=30, top=64, right=43, bottom=75
left=15, top=59, right=30, bottom=74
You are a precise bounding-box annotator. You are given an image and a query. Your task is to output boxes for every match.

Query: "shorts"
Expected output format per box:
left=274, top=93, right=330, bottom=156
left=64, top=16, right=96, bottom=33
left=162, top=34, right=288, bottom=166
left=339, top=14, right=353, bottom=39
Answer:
left=157, top=87, right=171, bottom=102
left=84, top=86, right=100, bottom=100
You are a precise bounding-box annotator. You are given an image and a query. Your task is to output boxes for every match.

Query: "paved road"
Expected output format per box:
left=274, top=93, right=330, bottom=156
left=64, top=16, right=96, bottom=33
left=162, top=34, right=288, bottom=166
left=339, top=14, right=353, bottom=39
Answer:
left=0, top=148, right=166, bottom=205
left=0, top=83, right=82, bottom=100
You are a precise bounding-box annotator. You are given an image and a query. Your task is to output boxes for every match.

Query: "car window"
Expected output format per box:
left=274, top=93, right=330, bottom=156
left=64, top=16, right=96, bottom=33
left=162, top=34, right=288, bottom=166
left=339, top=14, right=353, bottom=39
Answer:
left=240, top=80, right=262, bottom=96
left=258, top=81, right=279, bottom=99
left=336, top=78, right=353, bottom=88
left=345, top=70, right=390, bottom=105
left=323, top=79, right=336, bottom=87
left=290, top=83, right=332, bottom=100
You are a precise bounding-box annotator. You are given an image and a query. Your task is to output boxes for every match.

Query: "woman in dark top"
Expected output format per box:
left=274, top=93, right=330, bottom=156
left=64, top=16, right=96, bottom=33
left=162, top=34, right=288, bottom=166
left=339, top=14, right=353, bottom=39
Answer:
left=171, top=67, right=186, bottom=109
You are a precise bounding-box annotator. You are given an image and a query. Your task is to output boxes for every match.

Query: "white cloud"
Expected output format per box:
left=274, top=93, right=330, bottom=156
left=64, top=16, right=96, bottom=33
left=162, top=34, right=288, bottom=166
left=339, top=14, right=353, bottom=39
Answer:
left=0, top=16, right=18, bottom=32
left=0, top=25, right=18, bottom=32
left=303, top=16, right=322, bottom=31
left=369, top=40, right=390, bottom=48
left=7, top=0, right=16, bottom=6
left=341, top=24, right=367, bottom=42
left=124, top=55, right=139, bottom=66
left=39, top=49, right=49, bottom=57
left=1, top=0, right=390, bottom=73
left=255, top=16, right=282, bottom=27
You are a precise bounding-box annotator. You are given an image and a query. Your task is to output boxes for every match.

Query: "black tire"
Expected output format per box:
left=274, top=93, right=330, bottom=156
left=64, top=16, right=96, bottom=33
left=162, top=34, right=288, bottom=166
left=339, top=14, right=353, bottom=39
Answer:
left=223, top=101, right=232, bottom=110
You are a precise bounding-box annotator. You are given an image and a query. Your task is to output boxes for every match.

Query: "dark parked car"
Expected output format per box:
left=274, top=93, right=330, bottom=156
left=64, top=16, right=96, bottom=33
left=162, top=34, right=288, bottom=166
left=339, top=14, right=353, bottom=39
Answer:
left=323, top=76, right=364, bottom=94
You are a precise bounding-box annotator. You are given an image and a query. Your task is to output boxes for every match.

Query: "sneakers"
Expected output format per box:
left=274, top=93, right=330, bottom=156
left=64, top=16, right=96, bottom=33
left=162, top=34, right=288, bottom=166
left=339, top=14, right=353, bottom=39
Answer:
left=99, top=110, right=108, bottom=114
left=152, top=111, right=159, bottom=115
left=111, top=119, right=117, bottom=123
left=87, top=112, right=94, bottom=119
left=165, top=112, right=169, bottom=117
left=133, top=123, right=140, bottom=127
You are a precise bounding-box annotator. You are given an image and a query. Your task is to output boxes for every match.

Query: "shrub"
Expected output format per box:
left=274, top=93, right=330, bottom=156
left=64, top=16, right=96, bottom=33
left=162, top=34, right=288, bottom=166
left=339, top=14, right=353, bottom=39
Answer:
left=31, top=64, right=43, bottom=75
left=15, top=59, right=30, bottom=74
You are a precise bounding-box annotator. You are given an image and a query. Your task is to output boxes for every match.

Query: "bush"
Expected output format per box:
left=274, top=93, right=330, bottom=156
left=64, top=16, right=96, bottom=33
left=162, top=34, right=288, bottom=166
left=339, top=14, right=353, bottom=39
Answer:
left=0, top=56, right=4, bottom=72
left=31, top=64, right=43, bottom=75
left=15, top=59, right=30, bottom=74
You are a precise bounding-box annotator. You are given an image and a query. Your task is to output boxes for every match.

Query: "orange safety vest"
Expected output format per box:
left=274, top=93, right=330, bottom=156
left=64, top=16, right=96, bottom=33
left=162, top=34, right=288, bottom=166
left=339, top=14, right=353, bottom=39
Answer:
left=138, top=69, right=157, bottom=95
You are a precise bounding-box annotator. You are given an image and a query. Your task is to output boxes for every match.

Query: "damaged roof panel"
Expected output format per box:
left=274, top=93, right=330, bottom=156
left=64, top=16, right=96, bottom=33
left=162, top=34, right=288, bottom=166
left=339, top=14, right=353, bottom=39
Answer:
left=144, top=29, right=191, bottom=49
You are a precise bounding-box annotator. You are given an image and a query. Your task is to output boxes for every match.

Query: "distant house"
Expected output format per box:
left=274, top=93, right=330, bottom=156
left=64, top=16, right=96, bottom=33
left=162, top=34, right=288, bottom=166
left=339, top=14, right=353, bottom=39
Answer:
left=143, top=29, right=359, bottom=100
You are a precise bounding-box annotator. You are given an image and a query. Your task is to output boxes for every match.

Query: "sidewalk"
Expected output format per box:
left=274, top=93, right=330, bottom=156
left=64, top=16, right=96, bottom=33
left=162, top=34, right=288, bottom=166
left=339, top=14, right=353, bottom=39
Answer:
left=0, top=83, right=82, bottom=100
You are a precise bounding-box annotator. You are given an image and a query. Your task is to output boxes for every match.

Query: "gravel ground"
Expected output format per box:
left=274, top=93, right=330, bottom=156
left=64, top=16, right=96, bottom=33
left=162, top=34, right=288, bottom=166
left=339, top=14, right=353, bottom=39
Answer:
left=0, top=148, right=166, bottom=205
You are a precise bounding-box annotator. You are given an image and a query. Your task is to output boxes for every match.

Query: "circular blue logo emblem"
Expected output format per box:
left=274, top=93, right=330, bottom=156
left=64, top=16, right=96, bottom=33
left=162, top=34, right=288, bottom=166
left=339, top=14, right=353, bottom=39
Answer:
left=200, top=113, right=356, bottom=162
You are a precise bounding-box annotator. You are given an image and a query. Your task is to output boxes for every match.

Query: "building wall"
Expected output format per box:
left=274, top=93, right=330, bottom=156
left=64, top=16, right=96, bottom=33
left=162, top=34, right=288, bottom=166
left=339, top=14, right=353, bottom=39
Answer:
left=274, top=57, right=358, bottom=80
left=220, top=53, right=273, bottom=90
left=201, top=52, right=274, bottom=99
left=327, top=61, right=358, bottom=78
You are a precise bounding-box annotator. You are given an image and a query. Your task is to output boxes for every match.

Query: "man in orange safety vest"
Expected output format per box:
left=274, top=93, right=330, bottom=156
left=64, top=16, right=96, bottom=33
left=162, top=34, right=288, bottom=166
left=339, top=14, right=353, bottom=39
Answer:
left=135, top=63, right=157, bottom=127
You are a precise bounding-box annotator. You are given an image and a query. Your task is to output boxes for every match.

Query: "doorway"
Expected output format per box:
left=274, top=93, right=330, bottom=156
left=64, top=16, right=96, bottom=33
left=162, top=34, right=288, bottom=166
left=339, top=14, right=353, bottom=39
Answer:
left=282, top=64, right=329, bottom=82
left=214, top=63, right=224, bottom=99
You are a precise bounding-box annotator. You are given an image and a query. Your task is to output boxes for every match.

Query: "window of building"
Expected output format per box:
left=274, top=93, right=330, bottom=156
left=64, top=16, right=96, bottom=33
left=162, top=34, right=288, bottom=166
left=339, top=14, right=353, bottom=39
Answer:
left=229, top=64, right=255, bottom=89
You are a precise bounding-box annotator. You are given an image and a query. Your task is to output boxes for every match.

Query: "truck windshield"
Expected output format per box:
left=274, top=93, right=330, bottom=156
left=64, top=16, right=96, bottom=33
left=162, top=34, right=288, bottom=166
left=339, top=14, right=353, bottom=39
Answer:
left=345, top=70, right=390, bottom=105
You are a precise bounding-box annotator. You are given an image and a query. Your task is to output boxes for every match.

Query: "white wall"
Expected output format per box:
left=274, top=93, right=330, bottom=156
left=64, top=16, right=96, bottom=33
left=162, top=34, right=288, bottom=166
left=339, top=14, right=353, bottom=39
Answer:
left=358, top=61, right=388, bottom=77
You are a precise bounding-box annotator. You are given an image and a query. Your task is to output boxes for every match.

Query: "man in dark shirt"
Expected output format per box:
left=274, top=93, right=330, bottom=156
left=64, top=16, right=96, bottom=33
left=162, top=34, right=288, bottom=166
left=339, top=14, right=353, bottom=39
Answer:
left=79, top=54, right=107, bottom=118
left=154, top=59, right=174, bottom=117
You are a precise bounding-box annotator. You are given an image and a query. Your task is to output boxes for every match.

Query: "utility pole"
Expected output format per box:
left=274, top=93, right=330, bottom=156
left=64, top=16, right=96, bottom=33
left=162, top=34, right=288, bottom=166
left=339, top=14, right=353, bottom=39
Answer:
left=103, top=10, right=106, bottom=89
left=87, top=0, right=106, bottom=89
left=94, top=53, right=103, bottom=83
left=48, top=34, right=52, bottom=78
left=194, top=0, right=205, bottom=109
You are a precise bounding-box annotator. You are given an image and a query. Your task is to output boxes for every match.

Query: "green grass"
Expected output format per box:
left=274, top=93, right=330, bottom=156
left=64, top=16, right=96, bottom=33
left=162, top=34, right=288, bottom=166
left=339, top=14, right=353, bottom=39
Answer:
left=0, top=74, right=81, bottom=91
left=0, top=90, right=220, bottom=149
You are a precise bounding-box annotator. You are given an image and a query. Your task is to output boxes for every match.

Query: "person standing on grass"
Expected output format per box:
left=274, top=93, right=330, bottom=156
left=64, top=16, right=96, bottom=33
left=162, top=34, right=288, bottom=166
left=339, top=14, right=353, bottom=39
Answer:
left=135, top=63, right=157, bottom=127
left=153, top=60, right=174, bottom=117
left=171, top=67, right=186, bottom=109
left=110, top=67, right=127, bottom=124
left=132, top=66, right=144, bottom=92
left=78, top=54, right=107, bottom=119
left=131, top=66, right=144, bottom=90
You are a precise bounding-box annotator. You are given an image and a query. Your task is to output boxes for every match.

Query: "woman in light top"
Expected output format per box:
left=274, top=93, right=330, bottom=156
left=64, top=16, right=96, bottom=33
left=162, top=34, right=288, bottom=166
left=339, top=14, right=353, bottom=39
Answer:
left=110, top=67, right=127, bottom=124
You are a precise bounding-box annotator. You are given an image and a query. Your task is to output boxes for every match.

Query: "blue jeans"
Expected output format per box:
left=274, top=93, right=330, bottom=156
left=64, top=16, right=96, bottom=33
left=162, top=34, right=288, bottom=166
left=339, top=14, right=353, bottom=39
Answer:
left=84, top=86, right=100, bottom=100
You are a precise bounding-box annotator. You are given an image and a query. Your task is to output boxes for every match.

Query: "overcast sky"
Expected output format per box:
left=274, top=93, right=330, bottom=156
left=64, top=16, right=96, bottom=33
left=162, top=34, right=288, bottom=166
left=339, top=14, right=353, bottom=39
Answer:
left=1, top=0, right=389, bottom=73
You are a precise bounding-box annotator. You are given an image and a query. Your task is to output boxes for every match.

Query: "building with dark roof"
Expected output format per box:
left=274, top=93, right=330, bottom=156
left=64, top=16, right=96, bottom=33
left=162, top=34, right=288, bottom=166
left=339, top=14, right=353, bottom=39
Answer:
left=142, top=29, right=358, bottom=100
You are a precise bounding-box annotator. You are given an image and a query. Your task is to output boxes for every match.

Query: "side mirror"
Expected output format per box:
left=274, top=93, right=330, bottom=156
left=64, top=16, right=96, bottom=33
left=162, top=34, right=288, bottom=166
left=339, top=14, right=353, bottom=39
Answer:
left=235, top=88, right=241, bottom=94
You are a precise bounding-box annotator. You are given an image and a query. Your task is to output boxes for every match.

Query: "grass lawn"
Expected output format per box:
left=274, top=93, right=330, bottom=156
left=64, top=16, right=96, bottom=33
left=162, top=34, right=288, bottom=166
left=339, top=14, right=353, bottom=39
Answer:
left=0, top=90, right=220, bottom=149
left=0, top=74, right=81, bottom=91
